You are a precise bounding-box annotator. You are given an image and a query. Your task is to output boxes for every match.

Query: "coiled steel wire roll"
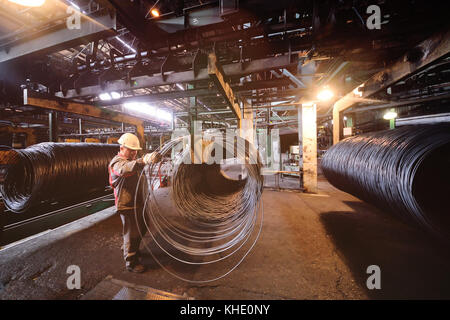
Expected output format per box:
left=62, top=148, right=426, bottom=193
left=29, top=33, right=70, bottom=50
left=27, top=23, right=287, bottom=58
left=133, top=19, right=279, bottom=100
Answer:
left=135, top=135, right=264, bottom=283
left=321, top=124, right=450, bottom=240
left=0, top=142, right=118, bottom=213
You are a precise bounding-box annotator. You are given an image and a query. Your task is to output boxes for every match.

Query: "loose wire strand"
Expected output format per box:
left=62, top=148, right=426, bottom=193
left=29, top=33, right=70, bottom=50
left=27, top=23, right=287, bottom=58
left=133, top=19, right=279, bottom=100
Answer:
left=134, top=134, right=264, bottom=282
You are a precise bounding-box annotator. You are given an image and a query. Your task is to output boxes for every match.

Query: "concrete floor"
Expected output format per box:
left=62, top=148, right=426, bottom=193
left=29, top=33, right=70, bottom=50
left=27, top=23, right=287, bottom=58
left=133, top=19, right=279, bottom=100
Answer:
left=1, top=177, right=450, bottom=300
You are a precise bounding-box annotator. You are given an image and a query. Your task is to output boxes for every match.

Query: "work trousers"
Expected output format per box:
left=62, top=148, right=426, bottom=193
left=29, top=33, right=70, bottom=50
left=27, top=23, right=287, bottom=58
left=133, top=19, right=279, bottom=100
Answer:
left=118, top=209, right=147, bottom=264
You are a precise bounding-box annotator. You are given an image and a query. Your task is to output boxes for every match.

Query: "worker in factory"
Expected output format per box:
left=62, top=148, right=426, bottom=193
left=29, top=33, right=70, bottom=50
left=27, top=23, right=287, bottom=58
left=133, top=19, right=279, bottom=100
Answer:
left=109, top=133, right=161, bottom=273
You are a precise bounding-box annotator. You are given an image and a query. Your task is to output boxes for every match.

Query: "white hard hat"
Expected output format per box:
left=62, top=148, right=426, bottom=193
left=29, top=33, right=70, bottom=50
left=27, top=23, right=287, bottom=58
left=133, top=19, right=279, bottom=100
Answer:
left=118, top=133, right=142, bottom=150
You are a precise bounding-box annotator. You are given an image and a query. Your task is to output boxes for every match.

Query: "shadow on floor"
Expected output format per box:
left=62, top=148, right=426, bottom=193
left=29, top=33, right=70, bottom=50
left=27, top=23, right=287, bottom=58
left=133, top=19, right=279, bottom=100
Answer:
left=320, top=200, right=450, bottom=299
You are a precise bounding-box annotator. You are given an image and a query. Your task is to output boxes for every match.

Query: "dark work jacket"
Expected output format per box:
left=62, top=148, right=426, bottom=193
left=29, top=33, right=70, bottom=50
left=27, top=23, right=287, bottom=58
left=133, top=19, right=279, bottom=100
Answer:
left=108, top=153, right=145, bottom=212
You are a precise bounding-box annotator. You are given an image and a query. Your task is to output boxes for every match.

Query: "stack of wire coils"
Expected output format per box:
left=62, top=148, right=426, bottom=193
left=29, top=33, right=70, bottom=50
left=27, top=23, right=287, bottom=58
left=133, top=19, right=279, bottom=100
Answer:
left=321, top=124, right=450, bottom=240
left=0, top=142, right=118, bottom=213
left=135, top=135, right=264, bottom=283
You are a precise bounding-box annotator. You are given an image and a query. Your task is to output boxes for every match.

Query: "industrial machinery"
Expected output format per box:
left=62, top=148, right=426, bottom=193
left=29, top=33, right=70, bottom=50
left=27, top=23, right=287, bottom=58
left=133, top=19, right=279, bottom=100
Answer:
left=0, top=0, right=450, bottom=302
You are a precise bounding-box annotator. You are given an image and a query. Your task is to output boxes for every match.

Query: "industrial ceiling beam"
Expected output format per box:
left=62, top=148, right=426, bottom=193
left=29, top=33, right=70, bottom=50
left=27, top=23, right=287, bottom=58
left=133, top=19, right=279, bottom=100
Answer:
left=343, top=93, right=450, bottom=114
left=96, top=88, right=217, bottom=106
left=255, top=116, right=298, bottom=122
left=104, top=0, right=167, bottom=49
left=242, top=88, right=306, bottom=99
left=97, top=78, right=306, bottom=107
left=332, top=27, right=450, bottom=144
left=0, top=9, right=117, bottom=64
left=175, top=109, right=233, bottom=117
left=207, top=53, right=242, bottom=121
left=174, top=104, right=298, bottom=117
left=282, top=69, right=306, bottom=88
left=233, top=78, right=298, bottom=92
left=23, top=91, right=146, bottom=148
left=55, top=55, right=297, bottom=99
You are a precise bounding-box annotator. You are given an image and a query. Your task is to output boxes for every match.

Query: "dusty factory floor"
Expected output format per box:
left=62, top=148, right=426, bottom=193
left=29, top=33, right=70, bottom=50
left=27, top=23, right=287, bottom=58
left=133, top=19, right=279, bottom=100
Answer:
left=1, top=177, right=450, bottom=300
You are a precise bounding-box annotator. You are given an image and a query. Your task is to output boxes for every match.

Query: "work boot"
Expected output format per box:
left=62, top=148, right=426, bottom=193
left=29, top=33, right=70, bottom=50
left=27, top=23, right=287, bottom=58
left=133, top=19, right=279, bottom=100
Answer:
left=126, top=261, right=146, bottom=273
left=125, top=257, right=146, bottom=273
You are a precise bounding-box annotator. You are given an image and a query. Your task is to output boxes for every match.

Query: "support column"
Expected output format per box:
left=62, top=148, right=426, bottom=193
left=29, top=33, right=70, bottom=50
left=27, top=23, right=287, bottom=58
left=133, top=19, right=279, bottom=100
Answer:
left=135, top=125, right=146, bottom=151
left=240, top=100, right=254, bottom=143
left=297, top=106, right=303, bottom=189
left=271, top=128, right=280, bottom=172
left=332, top=107, right=343, bottom=145
left=302, top=103, right=317, bottom=193
left=49, top=111, right=58, bottom=142
left=188, top=83, right=200, bottom=163
left=208, top=53, right=242, bottom=121
left=266, top=126, right=272, bottom=168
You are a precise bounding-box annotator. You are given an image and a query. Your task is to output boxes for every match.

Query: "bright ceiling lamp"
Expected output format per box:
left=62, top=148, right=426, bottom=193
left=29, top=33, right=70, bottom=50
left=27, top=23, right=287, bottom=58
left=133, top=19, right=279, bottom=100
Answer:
left=383, top=110, right=398, bottom=120
left=8, top=0, right=45, bottom=7
left=99, top=93, right=112, bottom=101
left=124, top=102, right=172, bottom=122
left=151, top=8, right=160, bottom=17
left=124, top=102, right=156, bottom=117
left=317, top=87, right=334, bottom=101
left=156, top=110, right=172, bottom=122
left=99, top=92, right=121, bottom=100
left=110, top=91, right=121, bottom=99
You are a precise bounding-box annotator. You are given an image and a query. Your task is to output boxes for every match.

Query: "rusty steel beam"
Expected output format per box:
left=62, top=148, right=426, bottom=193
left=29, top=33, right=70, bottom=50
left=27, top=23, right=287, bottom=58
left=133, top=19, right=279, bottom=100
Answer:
left=23, top=92, right=146, bottom=148
left=207, top=53, right=242, bottom=121
left=55, top=55, right=297, bottom=99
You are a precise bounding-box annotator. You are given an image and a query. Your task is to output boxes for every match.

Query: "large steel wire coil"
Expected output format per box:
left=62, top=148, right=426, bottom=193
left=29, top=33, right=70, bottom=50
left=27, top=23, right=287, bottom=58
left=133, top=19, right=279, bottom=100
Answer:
left=135, top=135, right=264, bottom=283
left=0, top=142, right=118, bottom=213
left=321, top=124, right=450, bottom=240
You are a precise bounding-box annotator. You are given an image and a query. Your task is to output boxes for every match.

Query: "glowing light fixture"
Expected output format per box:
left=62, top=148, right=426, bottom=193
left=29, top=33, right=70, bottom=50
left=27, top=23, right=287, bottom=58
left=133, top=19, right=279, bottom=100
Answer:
left=124, top=102, right=156, bottom=117
left=8, top=0, right=45, bottom=6
left=99, top=93, right=111, bottom=101
left=151, top=8, right=160, bottom=17
left=383, top=110, right=398, bottom=120
left=99, top=92, right=121, bottom=100
left=110, top=91, right=121, bottom=99
left=317, top=88, right=334, bottom=101
left=123, top=102, right=171, bottom=122
left=156, top=110, right=172, bottom=122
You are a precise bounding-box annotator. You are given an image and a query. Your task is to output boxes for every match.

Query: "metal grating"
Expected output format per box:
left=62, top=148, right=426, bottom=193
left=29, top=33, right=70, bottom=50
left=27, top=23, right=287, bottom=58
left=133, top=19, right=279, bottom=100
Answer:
left=82, top=275, right=193, bottom=300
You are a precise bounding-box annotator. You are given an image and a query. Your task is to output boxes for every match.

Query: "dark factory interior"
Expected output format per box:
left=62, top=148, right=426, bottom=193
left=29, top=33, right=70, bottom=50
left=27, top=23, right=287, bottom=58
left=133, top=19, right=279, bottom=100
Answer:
left=0, top=0, right=449, bottom=303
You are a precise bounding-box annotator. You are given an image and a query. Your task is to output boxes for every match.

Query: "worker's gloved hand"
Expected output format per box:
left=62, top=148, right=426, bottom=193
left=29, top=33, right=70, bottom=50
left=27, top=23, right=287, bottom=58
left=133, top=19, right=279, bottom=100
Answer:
left=143, top=152, right=161, bottom=165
